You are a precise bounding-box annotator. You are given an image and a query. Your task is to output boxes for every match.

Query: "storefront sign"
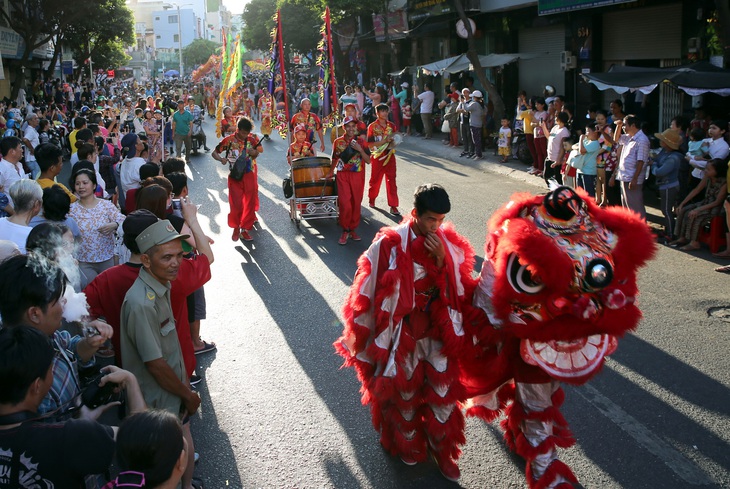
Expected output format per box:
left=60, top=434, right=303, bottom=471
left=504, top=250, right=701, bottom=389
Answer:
left=410, top=0, right=479, bottom=22
left=539, top=0, right=635, bottom=16
left=373, top=10, right=408, bottom=42
left=0, top=26, right=21, bottom=58
left=62, top=60, right=74, bottom=75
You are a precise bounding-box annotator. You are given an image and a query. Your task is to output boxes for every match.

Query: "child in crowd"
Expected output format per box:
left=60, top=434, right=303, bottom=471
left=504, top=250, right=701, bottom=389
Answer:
left=561, top=138, right=577, bottom=188
left=133, top=108, right=145, bottom=135
left=498, top=117, right=512, bottom=163
left=687, top=127, right=710, bottom=159
left=401, top=103, right=412, bottom=136
left=576, top=121, right=601, bottom=198
left=288, top=124, right=314, bottom=165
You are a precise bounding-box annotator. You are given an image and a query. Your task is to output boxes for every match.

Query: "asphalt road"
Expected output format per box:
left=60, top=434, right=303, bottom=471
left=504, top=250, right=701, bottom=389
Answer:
left=173, top=117, right=730, bottom=489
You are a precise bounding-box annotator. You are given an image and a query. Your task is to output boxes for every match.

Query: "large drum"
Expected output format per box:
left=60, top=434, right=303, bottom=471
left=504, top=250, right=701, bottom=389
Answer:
left=291, top=156, right=335, bottom=198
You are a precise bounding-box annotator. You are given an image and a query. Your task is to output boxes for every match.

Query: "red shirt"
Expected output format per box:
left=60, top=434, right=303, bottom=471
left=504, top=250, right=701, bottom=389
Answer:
left=290, top=111, right=322, bottom=133
left=332, top=135, right=367, bottom=172
left=367, top=119, right=396, bottom=164
left=215, top=132, right=262, bottom=173
left=289, top=141, right=314, bottom=160
left=85, top=255, right=211, bottom=376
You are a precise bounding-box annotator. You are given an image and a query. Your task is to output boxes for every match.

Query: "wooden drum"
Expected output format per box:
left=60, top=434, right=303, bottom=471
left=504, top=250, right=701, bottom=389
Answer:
left=291, top=156, right=335, bottom=198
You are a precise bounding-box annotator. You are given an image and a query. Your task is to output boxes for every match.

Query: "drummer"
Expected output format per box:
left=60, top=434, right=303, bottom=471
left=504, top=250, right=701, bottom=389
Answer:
left=367, top=103, right=400, bottom=215
left=288, top=123, right=315, bottom=165
left=330, top=116, right=370, bottom=245
left=290, top=99, right=325, bottom=153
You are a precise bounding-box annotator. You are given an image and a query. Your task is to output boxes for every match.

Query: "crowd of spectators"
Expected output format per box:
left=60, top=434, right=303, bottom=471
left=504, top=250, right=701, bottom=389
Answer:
left=0, top=79, right=219, bottom=488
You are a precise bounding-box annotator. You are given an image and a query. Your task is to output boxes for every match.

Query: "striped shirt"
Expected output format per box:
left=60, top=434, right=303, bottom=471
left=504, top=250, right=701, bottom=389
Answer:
left=617, top=130, right=650, bottom=182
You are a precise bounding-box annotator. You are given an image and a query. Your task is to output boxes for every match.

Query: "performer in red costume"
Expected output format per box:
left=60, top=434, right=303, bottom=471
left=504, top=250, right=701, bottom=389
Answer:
left=329, top=116, right=369, bottom=245
left=335, top=184, right=477, bottom=481
left=290, top=98, right=325, bottom=153
left=367, top=103, right=400, bottom=215
left=461, top=186, right=656, bottom=489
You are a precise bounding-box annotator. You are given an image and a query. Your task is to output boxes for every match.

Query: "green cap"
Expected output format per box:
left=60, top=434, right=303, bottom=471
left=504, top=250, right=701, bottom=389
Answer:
left=135, top=220, right=189, bottom=254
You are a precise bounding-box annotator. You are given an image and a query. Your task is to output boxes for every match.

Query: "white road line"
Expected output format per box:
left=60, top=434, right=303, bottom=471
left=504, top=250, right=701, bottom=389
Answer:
left=577, top=384, right=715, bottom=485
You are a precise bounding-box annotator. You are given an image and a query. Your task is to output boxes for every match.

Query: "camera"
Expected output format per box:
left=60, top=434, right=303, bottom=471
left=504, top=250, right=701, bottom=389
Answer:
left=81, top=372, right=120, bottom=408
left=171, top=198, right=182, bottom=211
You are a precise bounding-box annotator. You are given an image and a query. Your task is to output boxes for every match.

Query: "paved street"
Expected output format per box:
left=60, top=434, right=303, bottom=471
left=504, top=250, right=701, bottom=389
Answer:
left=178, top=118, right=730, bottom=489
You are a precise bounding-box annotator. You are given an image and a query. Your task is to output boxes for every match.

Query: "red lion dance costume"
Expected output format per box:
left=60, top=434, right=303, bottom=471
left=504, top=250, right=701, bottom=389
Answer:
left=335, top=217, right=477, bottom=480
left=462, top=186, right=656, bottom=488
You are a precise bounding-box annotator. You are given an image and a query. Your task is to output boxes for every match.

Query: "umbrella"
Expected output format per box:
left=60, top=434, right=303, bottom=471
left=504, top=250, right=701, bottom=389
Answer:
left=164, top=69, right=180, bottom=77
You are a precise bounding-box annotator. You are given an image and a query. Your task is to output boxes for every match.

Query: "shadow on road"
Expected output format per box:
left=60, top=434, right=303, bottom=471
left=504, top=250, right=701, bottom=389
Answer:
left=564, top=333, right=729, bottom=487
left=190, top=350, right=249, bottom=489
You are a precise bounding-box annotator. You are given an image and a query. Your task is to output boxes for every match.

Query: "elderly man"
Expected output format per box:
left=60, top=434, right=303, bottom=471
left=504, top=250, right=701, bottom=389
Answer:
left=120, top=217, right=201, bottom=489
left=611, top=115, right=651, bottom=219
left=22, top=113, right=41, bottom=178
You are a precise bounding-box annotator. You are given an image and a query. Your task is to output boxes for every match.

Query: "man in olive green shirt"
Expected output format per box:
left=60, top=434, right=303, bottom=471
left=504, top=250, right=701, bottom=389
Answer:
left=120, top=217, right=199, bottom=489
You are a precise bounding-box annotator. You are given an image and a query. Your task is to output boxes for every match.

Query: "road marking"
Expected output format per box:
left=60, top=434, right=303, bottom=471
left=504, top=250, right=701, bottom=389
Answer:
left=577, top=384, right=715, bottom=485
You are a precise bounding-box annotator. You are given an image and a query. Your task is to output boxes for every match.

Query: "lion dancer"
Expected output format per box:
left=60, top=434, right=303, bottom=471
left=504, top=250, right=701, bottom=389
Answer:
left=460, top=186, right=656, bottom=489
left=335, top=184, right=477, bottom=481
left=329, top=116, right=369, bottom=245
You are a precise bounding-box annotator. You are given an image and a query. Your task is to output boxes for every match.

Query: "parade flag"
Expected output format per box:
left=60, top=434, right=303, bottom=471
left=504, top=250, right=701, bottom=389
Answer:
left=317, top=6, right=338, bottom=128
left=216, top=34, right=242, bottom=137
left=221, top=28, right=228, bottom=69
left=268, top=9, right=290, bottom=139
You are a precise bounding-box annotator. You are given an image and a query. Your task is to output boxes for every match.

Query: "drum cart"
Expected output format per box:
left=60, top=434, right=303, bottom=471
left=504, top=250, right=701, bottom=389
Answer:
left=288, top=156, right=338, bottom=228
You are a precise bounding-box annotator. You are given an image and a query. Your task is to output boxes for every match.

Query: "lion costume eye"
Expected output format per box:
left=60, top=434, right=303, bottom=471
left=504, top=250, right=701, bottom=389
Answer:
left=507, top=254, right=545, bottom=294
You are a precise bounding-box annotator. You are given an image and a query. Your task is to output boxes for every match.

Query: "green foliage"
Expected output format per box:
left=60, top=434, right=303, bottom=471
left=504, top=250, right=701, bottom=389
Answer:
left=183, top=39, right=221, bottom=67
left=64, top=0, right=135, bottom=69
left=241, top=0, right=277, bottom=52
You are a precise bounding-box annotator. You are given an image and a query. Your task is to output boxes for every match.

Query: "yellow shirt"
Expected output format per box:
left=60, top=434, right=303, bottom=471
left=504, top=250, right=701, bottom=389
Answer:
left=37, top=178, right=77, bottom=203
left=69, top=129, right=79, bottom=155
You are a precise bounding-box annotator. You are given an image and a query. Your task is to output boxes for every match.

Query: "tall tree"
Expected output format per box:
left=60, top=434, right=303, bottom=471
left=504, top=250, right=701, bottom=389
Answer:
left=63, top=0, right=135, bottom=80
left=183, top=39, right=221, bottom=68
left=452, top=0, right=506, bottom=122
left=241, top=0, right=278, bottom=52
left=0, top=0, right=86, bottom=98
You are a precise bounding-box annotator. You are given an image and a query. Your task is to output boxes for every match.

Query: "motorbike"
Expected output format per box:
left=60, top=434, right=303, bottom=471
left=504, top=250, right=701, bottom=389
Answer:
left=511, top=129, right=532, bottom=165
left=190, top=110, right=206, bottom=155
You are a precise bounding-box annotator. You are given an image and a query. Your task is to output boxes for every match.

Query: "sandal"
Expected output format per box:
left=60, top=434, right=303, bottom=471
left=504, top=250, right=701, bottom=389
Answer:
left=712, top=249, right=730, bottom=258
left=194, top=340, right=217, bottom=355
left=714, top=265, right=730, bottom=274
left=679, top=244, right=701, bottom=251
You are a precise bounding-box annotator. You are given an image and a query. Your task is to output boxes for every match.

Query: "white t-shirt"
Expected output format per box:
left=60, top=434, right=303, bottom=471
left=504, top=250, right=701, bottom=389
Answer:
left=0, top=218, right=32, bottom=254
left=119, top=156, right=147, bottom=195
left=0, top=158, right=28, bottom=205
left=547, top=125, right=570, bottom=161
left=417, top=90, right=435, bottom=114
left=24, top=125, right=40, bottom=162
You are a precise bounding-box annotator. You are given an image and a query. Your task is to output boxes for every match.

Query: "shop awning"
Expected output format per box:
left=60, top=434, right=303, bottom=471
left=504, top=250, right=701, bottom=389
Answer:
left=582, top=61, right=730, bottom=96
left=419, top=55, right=462, bottom=75
left=442, top=52, right=544, bottom=73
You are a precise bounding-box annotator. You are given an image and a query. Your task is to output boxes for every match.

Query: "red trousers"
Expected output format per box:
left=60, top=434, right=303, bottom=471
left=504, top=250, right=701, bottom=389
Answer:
left=368, top=156, right=399, bottom=207
left=337, top=170, right=365, bottom=231
left=228, top=172, right=257, bottom=230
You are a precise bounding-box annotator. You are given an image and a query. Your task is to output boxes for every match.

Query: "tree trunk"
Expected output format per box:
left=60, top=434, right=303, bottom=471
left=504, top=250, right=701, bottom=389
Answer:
left=10, top=44, right=34, bottom=101
left=45, top=39, right=63, bottom=80
left=452, top=0, right=506, bottom=122
left=715, top=0, right=730, bottom=63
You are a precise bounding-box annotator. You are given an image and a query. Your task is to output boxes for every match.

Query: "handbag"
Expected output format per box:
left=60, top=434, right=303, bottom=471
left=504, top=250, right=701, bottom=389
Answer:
left=226, top=142, right=253, bottom=181
left=282, top=174, right=293, bottom=199
left=568, top=149, right=585, bottom=170
left=339, top=144, right=358, bottom=163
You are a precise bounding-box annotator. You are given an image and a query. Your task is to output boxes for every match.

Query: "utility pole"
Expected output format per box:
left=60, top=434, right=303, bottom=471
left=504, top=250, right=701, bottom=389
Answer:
left=177, top=5, right=184, bottom=76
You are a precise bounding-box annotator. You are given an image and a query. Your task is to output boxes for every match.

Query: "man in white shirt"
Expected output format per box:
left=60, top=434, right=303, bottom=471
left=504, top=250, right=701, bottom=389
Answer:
left=688, top=120, right=729, bottom=187
left=340, top=85, right=358, bottom=116
left=22, top=113, right=41, bottom=179
left=612, top=116, right=650, bottom=220
left=418, top=84, right=435, bottom=139
left=0, top=136, right=28, bottom=206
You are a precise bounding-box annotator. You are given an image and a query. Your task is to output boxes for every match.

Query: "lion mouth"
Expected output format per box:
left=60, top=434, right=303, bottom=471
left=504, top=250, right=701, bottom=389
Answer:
left=520, top=334, right=617, bottom=381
